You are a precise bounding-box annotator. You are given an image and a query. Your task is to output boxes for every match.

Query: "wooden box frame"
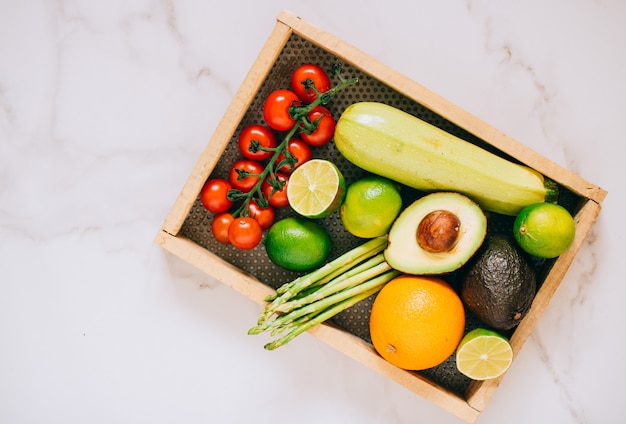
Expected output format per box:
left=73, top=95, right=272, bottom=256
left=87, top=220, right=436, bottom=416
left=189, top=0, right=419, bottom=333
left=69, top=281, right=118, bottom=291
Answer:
left=154, top=11, right=607, bottom=423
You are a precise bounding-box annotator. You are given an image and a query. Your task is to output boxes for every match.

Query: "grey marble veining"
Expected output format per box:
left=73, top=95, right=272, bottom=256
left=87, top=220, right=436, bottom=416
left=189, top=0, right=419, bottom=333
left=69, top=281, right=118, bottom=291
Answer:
left=1, top=1, right=623, bottom=423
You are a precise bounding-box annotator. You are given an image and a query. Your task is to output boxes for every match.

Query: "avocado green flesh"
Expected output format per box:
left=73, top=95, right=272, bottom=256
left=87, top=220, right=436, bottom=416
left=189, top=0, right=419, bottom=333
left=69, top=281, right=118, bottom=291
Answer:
left=461, top=234, right=536, bottom=330
left=334, top=102, right=547, bottom=216
left=384, top=192, right=487, bottom=275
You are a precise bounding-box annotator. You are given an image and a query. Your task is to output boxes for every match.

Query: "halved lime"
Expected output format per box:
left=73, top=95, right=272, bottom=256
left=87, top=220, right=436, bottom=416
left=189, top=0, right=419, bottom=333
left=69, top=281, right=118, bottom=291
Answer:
left=456, top=328, right=513, bottom=380
left=513, top=202, right=575, bottom=258
left=287, top=159, right=346, bottom=218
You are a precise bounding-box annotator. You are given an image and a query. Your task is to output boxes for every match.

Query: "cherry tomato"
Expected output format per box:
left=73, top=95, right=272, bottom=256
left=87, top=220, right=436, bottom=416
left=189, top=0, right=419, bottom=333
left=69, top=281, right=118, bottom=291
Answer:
left=247, top=199, right=275, bottom=230
left=228, top=216, right=263, bottom=250
left=263, top=89, right=300, bottom=131
left=200, top=179, right=233, bottom=213
left=262, top=172, right=290, bottom=208
left=229, top=159, right=264, bottom=193
left=276, top=139, right=312, bottom=174
left=238, top=124, right=277, bottom=161
left=211, top=212, right=234, bottom=244
left=291, top=64, right=331, bottom=103
left=300, top=105, right=336, bottom=147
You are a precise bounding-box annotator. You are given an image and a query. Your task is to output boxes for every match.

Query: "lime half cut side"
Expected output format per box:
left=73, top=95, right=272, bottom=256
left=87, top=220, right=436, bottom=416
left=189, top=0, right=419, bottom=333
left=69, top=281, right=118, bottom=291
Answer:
left=456, top=328, right=513, bottom=380
left=287, top=159, right=346, bottom=219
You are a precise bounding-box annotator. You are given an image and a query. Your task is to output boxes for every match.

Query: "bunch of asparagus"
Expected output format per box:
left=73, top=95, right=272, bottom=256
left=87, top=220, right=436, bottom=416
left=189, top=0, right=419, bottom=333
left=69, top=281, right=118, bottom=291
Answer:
left=249, top=236, right=400, bottom=350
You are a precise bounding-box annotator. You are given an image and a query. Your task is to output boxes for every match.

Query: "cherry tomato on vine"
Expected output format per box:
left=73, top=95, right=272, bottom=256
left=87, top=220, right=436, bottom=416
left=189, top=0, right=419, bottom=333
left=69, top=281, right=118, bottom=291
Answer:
left=247, top=199, right=275, bottom=230
left=291, top=64, right=331, bottom=103
left=276, top=139, right=312, bottom=174
left=238, top=124, right=277, bottom=161
left=262, top=172, right=290, bottom=208
left=300, top=105, right=336, bottom=147
left=263, top=89, right=300, bottom=131
left=228, top=159, right=264, bottom=193
left=228, top=216, right=263, bottom=250
left=200, top=179, right=233, bottom=213
left=211, top=212, right=234, bottom=244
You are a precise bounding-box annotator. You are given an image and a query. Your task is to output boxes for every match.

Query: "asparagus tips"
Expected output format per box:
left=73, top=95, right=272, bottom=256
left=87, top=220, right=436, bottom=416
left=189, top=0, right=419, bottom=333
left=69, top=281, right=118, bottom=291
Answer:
left=249, top=237, right=400, bottom=350
left=263, top=270, right=399, bottom=350
left=256, top=236, right=387, bottom=325
left=273, top=254, right=388, bottom=314
left=265, top=236, right=387, bottom=299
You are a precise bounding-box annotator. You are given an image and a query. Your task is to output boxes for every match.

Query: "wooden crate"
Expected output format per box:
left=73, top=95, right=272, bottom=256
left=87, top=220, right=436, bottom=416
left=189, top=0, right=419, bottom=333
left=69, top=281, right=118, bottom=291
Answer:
left=154, top=10, right=607, bottom=423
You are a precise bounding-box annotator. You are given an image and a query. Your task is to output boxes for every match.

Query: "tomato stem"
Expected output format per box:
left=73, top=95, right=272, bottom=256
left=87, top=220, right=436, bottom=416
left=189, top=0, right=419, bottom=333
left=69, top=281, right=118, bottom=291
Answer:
left=247, top=139, right=264, bottom=154
left=229, top=66, right=358, bottom=219
left=299, top=114, right=322, bottom=135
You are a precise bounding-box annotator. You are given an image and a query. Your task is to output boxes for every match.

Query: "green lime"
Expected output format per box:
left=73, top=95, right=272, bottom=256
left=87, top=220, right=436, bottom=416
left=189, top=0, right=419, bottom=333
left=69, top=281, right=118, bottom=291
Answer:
left=264, top=217, right=332, bottom=271
left=456, top=328, right=513, bottom=380
left=513, top=202, right=575, bottom=258
left=287, top=159, right=346, bottom=218
left=340, top=176, right=403, bottom=238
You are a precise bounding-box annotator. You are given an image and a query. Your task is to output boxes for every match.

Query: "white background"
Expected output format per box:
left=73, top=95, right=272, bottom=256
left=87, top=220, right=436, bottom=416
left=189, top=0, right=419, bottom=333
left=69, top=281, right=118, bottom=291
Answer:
left=1, top=1, right=624, bottom=423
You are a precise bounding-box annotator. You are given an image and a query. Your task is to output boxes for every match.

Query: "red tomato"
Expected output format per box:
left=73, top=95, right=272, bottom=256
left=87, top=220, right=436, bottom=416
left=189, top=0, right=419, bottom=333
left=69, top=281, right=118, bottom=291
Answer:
left=291, top=64, right=331, bottom=103
left=247, top=199, right=275, bottom=230
left=200, top=179, right=233, bottom=213
left=263, top=89, right=300, bottom=131
left=276, top=139, right=312, bottom=174
left=300, top=105, right=336, bottom=147
left=228, top=216, right=263, bottom=250
left=238, top=124, right=277, bottom=161
left=229, top=160, right=264, bottom=193
left=262, top=172, right=289, bottom=208
left=211, top=212, right=234, bottom=244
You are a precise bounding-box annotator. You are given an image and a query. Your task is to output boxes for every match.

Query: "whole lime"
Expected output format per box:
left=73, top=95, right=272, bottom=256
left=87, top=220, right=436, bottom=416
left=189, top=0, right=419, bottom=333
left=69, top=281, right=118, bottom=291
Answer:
left=264, top=217, right=332, bottom=271
left=340, top=176, right=403, bottom=238
left=513, top=202, right=575, bottom=258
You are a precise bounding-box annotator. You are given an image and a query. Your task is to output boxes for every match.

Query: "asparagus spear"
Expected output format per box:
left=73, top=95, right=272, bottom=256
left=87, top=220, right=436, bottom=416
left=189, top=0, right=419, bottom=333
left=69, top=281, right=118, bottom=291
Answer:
left=257, top=236, right=387, bottom=324
left=263, top=270, right=400, bottom=350
left=267, top=235, right=387, bottom=300
left=250, top=267, right=400, bottom=337
left=273, top=254, right=388, bottom=314
left=257, top=265, right=382, bottom=336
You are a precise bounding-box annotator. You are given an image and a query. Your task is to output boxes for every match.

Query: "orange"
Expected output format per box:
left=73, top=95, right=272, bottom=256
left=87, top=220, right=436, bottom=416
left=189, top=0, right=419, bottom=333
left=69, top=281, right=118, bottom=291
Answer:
left=369, top=275, right=465, bottom=370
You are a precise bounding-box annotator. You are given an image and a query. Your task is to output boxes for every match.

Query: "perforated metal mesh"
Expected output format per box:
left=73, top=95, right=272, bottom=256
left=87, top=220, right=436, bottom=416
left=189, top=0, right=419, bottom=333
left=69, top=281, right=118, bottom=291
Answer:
left=179, top=33, right=581, bottom=396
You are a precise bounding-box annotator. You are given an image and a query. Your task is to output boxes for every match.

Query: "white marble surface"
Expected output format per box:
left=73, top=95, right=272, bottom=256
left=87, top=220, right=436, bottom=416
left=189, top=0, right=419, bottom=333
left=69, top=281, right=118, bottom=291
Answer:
left=1, top=1, right=624, bottom=423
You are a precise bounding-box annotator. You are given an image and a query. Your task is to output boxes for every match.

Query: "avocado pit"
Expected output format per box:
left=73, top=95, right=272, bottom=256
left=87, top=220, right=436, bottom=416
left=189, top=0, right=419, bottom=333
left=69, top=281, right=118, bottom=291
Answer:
left=417, top=210, right=460, bottom=253
left=384, top=192, right=487, bottom=275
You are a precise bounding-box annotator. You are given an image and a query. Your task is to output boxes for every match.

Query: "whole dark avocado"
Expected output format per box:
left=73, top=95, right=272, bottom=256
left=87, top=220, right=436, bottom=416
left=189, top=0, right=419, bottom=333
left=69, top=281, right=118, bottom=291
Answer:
left=461, top=234, right=536, bottom=330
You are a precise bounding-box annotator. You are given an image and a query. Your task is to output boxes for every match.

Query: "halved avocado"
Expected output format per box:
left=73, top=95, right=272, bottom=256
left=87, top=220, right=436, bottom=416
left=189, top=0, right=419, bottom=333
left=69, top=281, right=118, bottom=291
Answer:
left=384, top=192, right=487, bottom=274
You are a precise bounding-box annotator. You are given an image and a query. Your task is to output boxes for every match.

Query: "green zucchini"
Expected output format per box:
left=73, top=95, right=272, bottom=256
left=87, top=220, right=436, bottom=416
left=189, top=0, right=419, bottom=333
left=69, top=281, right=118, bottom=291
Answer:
left=334, top=102, right=556, bottom=216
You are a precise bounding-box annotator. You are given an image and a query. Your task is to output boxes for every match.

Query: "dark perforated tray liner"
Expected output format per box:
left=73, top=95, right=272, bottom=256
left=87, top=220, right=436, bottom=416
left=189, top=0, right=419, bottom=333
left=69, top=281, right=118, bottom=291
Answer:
left=179, top=34, right=583, bottom=396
